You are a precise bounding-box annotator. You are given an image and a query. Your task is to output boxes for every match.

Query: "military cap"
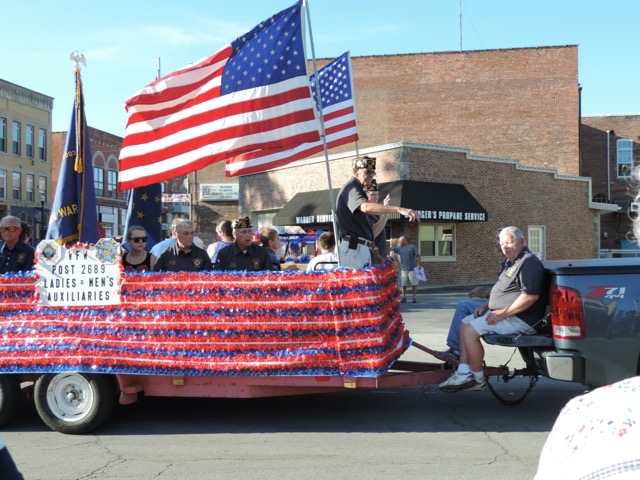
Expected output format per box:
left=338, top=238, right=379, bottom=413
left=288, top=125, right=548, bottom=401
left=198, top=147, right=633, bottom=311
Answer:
left=232, top=217, right=253, bottom=229
left=352, top=155, right=376, bottom=170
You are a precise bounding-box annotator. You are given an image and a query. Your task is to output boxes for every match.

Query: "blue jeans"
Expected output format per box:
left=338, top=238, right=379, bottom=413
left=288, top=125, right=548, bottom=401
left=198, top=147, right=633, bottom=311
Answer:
left=446, top=298, right=486, bottom=353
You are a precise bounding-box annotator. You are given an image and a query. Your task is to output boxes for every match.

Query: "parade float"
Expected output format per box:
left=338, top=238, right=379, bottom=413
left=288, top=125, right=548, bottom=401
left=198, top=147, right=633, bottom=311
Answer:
left=0, top=240, right=544, bottom=434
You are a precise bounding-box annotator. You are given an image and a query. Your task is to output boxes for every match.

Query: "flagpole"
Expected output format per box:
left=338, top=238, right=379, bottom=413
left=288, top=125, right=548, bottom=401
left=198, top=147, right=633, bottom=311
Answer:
left=304, top=0, right=342, bottom=264
left=346, top=51, right=360, bottom=158
left=72, top=58, right=89, bottom=241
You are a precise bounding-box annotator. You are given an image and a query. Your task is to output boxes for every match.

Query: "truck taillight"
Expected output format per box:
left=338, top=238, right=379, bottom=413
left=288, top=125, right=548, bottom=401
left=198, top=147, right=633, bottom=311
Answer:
left=550, top=285, right=585, bottom=340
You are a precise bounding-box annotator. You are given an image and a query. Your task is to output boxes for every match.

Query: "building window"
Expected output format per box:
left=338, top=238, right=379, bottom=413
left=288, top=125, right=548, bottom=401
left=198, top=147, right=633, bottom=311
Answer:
left=12, top=122, right=21, bottom=155
left=0, top=118, right=6, bottom=152
left=38, top=128, right=46, bottom=161
left=26, top=174, right=34, bottom=202
left=107, top=170, right=117, bottom=199
left=0, top=170, right=6, bottom=199
left=12, top=172, right=21, bottom=201
left=94, top=167, right=104, bottom=196
left=26, top=126, right=34, bottom=158
left=527, top=226, right=546, bottom=260
left=617, top=139, right=633, bottom=178
left=418, top=223, right=455, bottom=258
left=39, top=176, right=47, bottom=203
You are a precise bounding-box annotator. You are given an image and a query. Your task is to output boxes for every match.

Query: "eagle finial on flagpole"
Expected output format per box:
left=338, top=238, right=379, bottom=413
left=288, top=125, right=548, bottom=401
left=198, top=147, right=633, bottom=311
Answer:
left=70, top=51, right=87, bottom=68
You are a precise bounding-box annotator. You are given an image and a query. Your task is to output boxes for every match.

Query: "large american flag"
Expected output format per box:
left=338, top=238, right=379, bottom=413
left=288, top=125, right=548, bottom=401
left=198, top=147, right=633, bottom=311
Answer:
left=118, top=1, right=320, bottom=191
left=225, top=51, right=358, bottom=176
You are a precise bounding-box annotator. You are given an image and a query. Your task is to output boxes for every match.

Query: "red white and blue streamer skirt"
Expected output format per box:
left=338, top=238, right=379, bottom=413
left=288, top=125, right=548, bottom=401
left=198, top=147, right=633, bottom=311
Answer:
left=0, top=263, right=410, bottom=378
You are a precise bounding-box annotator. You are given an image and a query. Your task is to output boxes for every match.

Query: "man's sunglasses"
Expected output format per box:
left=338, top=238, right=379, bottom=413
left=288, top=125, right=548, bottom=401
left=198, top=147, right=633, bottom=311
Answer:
left=0, top=226, right=19, bottom=233
left=130, top=236, right=148, bottom=243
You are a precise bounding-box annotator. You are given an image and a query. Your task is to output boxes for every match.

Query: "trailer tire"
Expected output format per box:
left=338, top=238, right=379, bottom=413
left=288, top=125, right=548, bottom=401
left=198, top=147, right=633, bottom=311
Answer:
left=0, top=375, right=22, bottom=427
left=34, top=373, right=116, bottom=434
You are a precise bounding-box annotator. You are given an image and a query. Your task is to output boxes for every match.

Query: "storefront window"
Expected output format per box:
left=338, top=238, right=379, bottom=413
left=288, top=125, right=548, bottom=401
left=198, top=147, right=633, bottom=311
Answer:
left=419, top=223, right=455, bottom=258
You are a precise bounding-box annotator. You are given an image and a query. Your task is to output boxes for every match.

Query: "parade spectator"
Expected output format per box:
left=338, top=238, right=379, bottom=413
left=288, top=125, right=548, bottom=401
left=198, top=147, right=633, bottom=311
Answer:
left=336, top=155, right=419, bottom=269
left=153, top=220, right=212, bottom=272
left=214, top=217, right=277, bottom=272
left=0, top=436, right=24, bottom=480
left=121, top=226, right=152, bottom=272
left=307, top=232, right=339, bottom=271
left=439, top=226, right=546, bottom=393
left=207, top=220, right=234, bottom=263
left=284, top=240, right=310, bottom=264
left=259, top=227, right=282, bottom=271
left=0, top=215, right=35, bottom=274
left=534, top=169, right=640, bottom=479
left=366, top=180, right=391, bottom=258
left=439, top=230, right=506, bottom=360
left=19, top=222, right=32, bottom=246
left=392, top=236, right=421, bottom=303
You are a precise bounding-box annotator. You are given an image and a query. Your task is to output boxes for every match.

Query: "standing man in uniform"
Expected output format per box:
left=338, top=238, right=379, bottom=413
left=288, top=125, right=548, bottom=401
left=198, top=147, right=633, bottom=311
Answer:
left=214, top=217, right=278, bottom=272
left=0, top=215, right=35, bottom=274
left=153, top=220, right=212, bottom=272
left=336, top=156, right=419, bottom=269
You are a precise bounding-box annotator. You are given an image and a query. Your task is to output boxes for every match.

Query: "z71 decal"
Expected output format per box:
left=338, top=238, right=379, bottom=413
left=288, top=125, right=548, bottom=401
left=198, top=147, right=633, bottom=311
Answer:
left=585, top=286, right=626, bottom=299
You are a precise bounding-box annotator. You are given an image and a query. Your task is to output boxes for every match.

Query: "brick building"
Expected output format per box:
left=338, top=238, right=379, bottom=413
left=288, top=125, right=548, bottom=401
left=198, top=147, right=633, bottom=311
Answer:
left=240, top=142, right=603, bottom=285
left=231, top=45, right=629, bottom=284
left=0, top=79, right=53, bottom=242
left=580, top=114, right=640, bottom=251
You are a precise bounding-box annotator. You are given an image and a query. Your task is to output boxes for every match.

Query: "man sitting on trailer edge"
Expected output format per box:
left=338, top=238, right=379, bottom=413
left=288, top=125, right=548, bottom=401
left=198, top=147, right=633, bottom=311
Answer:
left=336, top=156, right=420, bottom=269
left=439, top=226, right=546, bottom=393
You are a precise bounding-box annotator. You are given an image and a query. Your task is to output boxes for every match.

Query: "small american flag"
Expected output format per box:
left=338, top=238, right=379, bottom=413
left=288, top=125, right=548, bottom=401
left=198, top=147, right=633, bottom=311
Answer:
left=225, top=51, right=358, bottom=176
left=118, top=1, right=320, bottom=191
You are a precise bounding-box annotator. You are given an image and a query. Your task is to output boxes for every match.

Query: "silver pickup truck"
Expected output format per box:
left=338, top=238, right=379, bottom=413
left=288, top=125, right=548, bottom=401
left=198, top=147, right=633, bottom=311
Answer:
left=484, top=257, right=640, bottom=387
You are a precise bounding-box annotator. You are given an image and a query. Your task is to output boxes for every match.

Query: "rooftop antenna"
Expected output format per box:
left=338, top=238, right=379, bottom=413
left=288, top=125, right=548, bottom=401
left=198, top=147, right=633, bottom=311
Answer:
left=459, top=0, right=463, bottom=51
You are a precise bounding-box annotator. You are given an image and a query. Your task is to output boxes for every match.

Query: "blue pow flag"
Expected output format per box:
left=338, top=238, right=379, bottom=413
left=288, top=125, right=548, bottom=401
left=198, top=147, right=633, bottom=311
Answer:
left=46, top=67, right=99, bottom=245
left=123, top=183, right=163, bottom=251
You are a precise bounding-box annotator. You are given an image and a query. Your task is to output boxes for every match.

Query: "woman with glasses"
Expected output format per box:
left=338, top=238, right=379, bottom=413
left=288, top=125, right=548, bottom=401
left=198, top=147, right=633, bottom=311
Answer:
left=122, top=226, right=151, bottom=272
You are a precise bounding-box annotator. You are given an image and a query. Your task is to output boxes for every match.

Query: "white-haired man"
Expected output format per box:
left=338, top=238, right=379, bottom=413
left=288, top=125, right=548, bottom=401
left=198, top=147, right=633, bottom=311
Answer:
left=439, top=226, right=546, bottom=392
left=0, top=215, right=35, bottom=274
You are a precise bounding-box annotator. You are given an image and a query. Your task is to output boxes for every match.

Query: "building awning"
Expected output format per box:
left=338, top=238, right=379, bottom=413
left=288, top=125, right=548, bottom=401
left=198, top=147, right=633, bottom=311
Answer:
left=272, top=180, right=488, bottom=226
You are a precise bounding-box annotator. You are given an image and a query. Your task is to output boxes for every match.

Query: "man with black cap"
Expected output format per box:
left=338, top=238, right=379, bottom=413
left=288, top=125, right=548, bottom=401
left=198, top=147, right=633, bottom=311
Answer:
left=214, top=217, right=277, bottom=271
left=336, top=156, right=420, bottom=269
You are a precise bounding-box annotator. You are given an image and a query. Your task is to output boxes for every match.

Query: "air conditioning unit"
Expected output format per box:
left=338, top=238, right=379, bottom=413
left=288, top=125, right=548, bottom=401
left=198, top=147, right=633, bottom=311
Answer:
left=615, top=200, right=630, bottom=212
left=631, top=202, right=640, bottom=213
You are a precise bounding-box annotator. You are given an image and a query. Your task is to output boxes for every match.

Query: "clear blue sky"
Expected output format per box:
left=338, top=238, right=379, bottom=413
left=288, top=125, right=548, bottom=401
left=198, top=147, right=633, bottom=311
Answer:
left=2, top=0, right=638, bottom=137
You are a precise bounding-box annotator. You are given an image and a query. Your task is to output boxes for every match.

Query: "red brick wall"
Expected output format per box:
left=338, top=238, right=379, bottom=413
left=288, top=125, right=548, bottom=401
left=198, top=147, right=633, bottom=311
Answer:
left=241, top=144, right=595, bottom=285
left=580, top=115, right=640, bottom=248
left=310, top=46, right=580, bottom=176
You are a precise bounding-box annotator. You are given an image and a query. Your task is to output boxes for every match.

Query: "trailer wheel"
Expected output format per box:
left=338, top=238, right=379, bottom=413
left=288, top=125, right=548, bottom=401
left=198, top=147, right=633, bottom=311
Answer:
left=34, top=373, right=116, bottom=434
left=0, top=375, right=22, bottom=427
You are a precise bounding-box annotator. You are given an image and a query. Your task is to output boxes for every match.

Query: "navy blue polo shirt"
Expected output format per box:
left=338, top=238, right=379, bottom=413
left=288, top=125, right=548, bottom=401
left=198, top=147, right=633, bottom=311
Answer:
left=488, top=247, right=546, bottom=326
left=0, top=241, right=35, bottom=274
left=214, top=242, right=276, bottom=272
left=336, top=177, right=372, bottom=241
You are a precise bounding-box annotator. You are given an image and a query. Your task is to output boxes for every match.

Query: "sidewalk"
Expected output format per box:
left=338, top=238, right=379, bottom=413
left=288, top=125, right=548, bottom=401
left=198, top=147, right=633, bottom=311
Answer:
left=416, top=282, right=493, bottom=294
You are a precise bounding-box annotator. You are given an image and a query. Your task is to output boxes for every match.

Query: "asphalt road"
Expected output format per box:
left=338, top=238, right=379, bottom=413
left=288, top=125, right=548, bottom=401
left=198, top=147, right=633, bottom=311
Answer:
left=1, top=286, right=586, bottom=480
